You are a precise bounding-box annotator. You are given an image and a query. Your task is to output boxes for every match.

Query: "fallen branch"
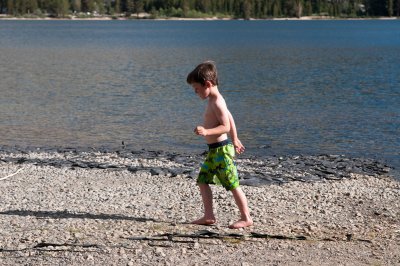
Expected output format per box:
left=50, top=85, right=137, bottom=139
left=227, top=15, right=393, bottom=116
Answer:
left=126, top=230, right=374, bottom=244
left=33, top=242, right=102, bottom=249
left=0, top=243, right=102, bottom=253
left=0, top=168, right=23, bottom=181
left=0, top=243, right=132, bottom=253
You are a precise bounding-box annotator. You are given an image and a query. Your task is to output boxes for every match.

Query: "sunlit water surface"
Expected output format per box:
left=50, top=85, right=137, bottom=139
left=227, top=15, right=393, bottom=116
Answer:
left=0, top=20, right=399, bottom=175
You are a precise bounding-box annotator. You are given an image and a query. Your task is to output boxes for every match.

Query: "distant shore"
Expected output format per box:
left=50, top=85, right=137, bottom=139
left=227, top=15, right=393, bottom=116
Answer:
left=0, top=14, right=398, bottom=21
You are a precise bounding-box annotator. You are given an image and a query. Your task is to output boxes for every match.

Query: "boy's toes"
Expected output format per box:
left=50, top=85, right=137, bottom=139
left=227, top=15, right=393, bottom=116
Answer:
left=228, top=219, right=253, bottom=229
left=191, top=217, right=216, bottom=225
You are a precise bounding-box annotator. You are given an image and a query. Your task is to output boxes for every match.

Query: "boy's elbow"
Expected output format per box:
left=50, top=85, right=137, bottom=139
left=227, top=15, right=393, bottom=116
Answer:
left=225, top=124, right=231, bottom=133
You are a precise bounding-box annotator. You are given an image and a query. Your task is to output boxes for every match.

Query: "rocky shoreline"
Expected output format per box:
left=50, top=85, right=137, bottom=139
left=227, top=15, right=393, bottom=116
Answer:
left=0, top=148, right=399, bottom=265
left=0, top=146, right=394, bottom=185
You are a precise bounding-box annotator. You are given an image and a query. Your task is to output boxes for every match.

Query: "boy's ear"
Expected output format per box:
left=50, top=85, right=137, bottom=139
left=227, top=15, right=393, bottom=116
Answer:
left=205, top=80, right=213, bottom=88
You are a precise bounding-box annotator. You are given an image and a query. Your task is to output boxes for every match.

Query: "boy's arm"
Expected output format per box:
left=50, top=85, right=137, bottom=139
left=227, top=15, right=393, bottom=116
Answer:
left=228, top=111, right=245, bottom=154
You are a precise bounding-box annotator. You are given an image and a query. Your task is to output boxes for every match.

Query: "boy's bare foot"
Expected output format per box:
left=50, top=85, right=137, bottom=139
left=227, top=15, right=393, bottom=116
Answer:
left=228, top=219, right=253, bottom=229
left=191, top=217, right=216, bottom=225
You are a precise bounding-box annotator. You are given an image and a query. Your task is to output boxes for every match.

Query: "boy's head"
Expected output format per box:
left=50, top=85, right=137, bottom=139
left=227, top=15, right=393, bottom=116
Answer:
left=186, top=61, right=219, bottom=86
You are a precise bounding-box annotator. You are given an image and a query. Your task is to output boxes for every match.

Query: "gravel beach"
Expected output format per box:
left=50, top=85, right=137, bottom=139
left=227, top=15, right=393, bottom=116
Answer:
left=0, top=149, right=399, bottom=265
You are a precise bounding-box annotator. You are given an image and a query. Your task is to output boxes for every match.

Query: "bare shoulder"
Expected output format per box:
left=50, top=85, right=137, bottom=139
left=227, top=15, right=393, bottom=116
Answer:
left=211, top=94, right=228, bottom=110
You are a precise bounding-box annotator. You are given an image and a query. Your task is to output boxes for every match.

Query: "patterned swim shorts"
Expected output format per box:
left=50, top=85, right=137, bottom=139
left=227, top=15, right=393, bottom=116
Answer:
left=197, top=140, right=239, bottom=191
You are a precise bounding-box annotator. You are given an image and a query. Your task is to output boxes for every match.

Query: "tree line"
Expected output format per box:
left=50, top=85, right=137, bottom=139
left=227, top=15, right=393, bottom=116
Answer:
left=1, top=0, right=399, bottom=18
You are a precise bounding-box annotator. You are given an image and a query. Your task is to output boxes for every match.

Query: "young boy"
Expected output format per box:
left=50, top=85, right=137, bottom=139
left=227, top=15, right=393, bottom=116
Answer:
left=186, top=61, right=253, bottom=229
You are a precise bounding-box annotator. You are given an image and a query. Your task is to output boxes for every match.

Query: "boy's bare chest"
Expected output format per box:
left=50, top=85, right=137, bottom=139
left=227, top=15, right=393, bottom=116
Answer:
left=203, top=105, right=218, bottom=126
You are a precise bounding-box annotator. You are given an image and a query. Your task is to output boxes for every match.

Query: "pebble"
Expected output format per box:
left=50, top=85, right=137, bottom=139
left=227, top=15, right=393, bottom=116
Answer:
left=155, top=247, right=166, bottom=257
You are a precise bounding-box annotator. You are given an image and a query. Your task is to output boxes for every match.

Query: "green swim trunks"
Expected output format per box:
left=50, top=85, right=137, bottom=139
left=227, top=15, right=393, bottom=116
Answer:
left=197, top=140, right=239, bottom=191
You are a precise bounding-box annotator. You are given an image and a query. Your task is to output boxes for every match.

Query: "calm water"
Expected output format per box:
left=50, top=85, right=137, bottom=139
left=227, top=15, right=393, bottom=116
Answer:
left=0, top=20, right=399, bottom=173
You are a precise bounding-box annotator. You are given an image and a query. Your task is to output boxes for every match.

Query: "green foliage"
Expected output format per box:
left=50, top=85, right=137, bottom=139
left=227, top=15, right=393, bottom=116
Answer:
left=0, top=0, right=399, bottom=18
left=387, top=0, right=393, bottom=16
left=48, top=0, right=70, bottom=17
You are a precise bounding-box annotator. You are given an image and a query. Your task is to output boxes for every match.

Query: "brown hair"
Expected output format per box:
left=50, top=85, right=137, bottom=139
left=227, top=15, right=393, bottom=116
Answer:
left=186, top=61, right=219, bottom=86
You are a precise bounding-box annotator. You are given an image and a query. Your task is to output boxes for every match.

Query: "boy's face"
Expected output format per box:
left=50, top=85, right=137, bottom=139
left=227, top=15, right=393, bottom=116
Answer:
left=191, top=82, right=210, bottom=100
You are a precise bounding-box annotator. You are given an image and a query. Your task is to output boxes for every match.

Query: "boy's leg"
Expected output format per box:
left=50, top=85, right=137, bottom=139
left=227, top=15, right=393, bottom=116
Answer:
left=229, top=187, right=253, bottom=229
left=191, top=183, right=216, bottom=225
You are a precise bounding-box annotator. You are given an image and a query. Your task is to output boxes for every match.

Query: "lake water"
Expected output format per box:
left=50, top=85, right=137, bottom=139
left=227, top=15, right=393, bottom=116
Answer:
left=0, top=20, right=399, bottom=174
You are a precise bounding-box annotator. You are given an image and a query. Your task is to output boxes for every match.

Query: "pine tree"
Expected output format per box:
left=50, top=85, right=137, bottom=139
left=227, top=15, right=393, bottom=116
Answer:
left=304, top=0, right=312, bottom=15
left=71, top=0, right=82, bottom=12
left=387, top=0, right=393, bottom=16
left=272, top=0, right=281, bottom=17
left=26, top=0, right=38, bottom=14
left=0, top=0, right=5, bottom=13
left=126, top=0, right=134, bottom=14
left=397, top=0, right=400, bottom=16
left=7, top=0, right=15, bottom=15
left=295, top=0, right=303, bottom=17
left=114, top=0, right=120, bottom=13
left=243, top=0, right=252, bottom=19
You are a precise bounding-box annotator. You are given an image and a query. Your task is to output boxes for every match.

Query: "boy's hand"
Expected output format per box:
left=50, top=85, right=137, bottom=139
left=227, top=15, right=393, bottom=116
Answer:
left=233, top=138, right=245, bottom=154
left=194, top=126, right=208, bottom=136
